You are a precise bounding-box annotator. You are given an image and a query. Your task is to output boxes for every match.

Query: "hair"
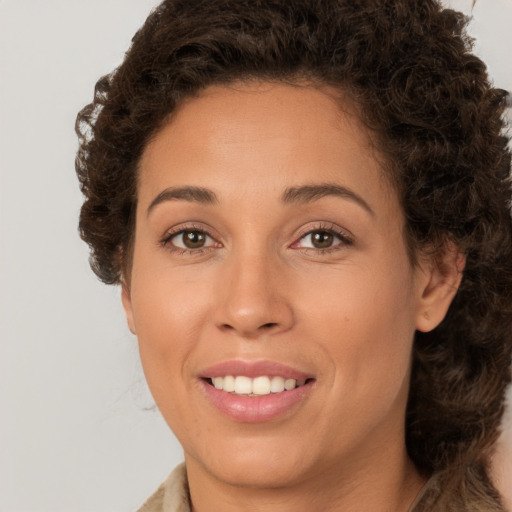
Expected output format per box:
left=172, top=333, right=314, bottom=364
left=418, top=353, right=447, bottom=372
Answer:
left=75, top=0, right=512, bottom=509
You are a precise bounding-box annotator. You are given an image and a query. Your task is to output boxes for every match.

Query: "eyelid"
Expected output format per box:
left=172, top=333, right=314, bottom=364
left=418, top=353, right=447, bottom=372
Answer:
left=158, top=221, right=353, bottom=254
left=160, top=223, right=222, bottom=253
left=291, top=222, right=354, bottom=250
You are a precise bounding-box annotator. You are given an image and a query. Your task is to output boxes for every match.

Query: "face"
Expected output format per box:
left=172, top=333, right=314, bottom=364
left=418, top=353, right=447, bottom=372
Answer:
left=122, top=82, right=441, bottom=490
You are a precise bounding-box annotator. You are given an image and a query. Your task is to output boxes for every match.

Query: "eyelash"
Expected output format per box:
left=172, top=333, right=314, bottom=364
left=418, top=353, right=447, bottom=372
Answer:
left=160, top=224, right=219, bottom=256
left=292, top=223, right=354, bottom=254
left=160, top=222, right=353, bottom=255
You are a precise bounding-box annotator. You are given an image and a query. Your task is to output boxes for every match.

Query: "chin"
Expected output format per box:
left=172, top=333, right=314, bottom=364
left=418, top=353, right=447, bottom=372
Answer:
left=187, top=435, right=315, bottom=489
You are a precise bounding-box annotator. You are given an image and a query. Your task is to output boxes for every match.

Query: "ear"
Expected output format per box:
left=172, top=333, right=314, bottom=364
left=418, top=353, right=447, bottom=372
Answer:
left=415, top=242, right=466, bottom=333
left=121, top=282, right=137, bottom=335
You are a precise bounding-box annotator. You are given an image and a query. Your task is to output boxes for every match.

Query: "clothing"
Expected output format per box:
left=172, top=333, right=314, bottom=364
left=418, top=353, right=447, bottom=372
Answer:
left=138, top=464, right=190, bottom=512
left=137, top=463, right=440, bottom=512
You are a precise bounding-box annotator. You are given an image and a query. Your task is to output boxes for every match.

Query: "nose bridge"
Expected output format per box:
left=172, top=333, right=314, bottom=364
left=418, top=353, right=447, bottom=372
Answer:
left=215, top=240, right=293, bottom=337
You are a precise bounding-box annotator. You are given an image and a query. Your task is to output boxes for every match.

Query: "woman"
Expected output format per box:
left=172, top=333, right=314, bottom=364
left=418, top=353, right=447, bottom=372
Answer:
left=75, top=1, right=512, bottom=510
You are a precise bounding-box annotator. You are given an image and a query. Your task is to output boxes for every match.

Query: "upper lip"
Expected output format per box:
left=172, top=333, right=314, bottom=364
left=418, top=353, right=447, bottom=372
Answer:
left=199, top=360, right=314, bottom=380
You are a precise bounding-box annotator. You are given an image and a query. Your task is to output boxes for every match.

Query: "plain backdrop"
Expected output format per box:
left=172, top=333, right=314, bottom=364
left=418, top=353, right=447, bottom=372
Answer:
left=0, top=1, right=511, bottom=511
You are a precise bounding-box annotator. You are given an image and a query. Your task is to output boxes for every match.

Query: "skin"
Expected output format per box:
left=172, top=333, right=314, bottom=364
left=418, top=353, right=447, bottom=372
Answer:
left=122, top=82, right=461, bottom=512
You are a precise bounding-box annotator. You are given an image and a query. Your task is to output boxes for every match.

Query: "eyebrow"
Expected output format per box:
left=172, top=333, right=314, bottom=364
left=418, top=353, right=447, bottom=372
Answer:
left=147, top=182, right=374, bottom=216
left=282, top=183, right=374, bottom=216
left=147, top=186, right=218, bottom=215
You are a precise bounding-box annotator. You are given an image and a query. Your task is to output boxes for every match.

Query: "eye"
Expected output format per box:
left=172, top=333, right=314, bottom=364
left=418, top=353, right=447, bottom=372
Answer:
left=301, top=231, right=337, bottom=249
left=293, top=227, right=352, bottom=251
left=164, top=229, right=216, bottom=250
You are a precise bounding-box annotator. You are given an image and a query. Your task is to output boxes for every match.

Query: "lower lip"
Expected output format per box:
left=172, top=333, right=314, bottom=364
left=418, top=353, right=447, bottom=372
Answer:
left=200, top=380, right=314, bottom=423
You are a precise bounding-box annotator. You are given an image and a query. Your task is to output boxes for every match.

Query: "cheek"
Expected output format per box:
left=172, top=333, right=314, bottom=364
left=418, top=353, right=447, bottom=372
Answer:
left=129, top=260, right=214, bottom=384
left=301, top=254, right=417, bottom=390
left=129, top=274, right=212, bottom=435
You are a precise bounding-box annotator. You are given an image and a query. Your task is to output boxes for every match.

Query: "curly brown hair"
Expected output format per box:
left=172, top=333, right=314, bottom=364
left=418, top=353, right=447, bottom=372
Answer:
left=75, top=0, right=512, bottom=509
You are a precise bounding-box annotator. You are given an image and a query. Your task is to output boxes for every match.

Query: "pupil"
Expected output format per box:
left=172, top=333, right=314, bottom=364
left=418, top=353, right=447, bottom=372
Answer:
left=184, top=231, right=205, bottom=248
left=312, top=231, right=333, bottom=249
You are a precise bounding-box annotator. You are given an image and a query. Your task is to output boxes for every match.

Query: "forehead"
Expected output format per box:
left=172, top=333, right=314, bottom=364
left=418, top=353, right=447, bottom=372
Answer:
left=138, top=81, right=393, bottom=207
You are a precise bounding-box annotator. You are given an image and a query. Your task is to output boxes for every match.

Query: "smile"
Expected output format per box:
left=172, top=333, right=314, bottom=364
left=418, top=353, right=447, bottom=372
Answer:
left=200, top=361, right=316, bottom=422
left=208, top=375, right=309, bottom=396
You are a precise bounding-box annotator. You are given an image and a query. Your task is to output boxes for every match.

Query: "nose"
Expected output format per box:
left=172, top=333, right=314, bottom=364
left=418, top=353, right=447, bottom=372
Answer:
left=214, top=251, right=294, bottom=338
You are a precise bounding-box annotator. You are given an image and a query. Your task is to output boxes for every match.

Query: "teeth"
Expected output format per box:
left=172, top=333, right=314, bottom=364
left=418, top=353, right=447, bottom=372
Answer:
left=270, top=376, right=285, bottom=393
left=209, top=375, right=308, bottom=396
left=223, top=375, right=235, bottom=392
left=284, top=378, right=296, bottom=391
left=234, top=376, right=252, bottom=394
left=253, top=376, right=271, bottom=395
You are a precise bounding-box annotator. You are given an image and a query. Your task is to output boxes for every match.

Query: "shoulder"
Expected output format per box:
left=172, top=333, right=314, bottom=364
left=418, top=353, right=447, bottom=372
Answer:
left=137, top=463, right=190, bottom=512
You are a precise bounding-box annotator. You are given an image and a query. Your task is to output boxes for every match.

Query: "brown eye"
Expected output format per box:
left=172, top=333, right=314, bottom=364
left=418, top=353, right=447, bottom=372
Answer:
left=310, top=231, right=334, bottom=249
left=168, top=229, right=215, bottom=250
left=182, top=230, right=206, bottom=248
left=294, top=228, right=351, bottom=251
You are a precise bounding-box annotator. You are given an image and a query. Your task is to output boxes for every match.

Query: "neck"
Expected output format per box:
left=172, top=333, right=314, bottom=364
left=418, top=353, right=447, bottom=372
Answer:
left=185, top=440, right=426, bottom=512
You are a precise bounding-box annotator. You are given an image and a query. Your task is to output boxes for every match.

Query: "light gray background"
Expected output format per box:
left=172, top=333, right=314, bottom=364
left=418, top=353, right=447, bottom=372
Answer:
left=0, top=1, right=510, bottom=510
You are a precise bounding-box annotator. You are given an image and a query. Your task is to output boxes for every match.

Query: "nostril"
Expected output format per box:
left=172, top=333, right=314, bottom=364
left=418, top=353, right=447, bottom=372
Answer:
left=261, top=322, right=278, bottom=330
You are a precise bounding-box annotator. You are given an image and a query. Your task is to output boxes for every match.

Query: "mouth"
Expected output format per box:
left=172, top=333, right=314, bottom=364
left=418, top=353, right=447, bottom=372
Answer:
left=198, top=361, right=316, bottom=422
left=204, top=375, right=313, bottom=396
